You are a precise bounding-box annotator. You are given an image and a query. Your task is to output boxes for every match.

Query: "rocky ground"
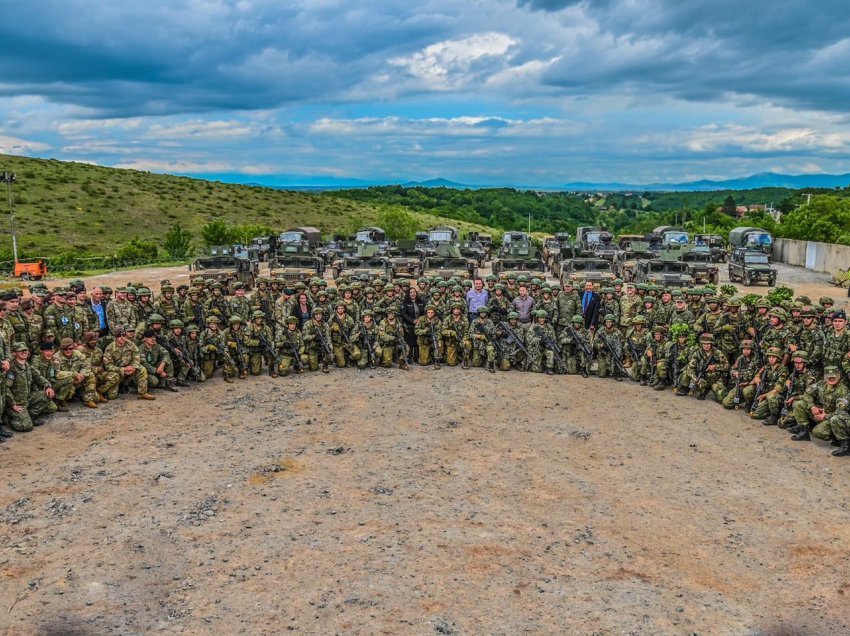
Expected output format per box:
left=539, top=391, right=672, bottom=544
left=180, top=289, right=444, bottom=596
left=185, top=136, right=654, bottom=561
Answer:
left=2, top=365, right=850, bottom=635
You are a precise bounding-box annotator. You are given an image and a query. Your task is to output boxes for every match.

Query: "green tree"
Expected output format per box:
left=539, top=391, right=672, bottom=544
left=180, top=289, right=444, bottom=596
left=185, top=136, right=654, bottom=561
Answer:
left=231, top=224, right=274, bottom=245
left=722, top=195, right=737, bottom=217
left=163, top=223, right=193, bottom=259
left=116, top=238, right=159, bottom=263
left=778, top=195, right=850, bottom=244
left=377, top=206, right=421, bottom=240
left=201, top=218, right=235, bottom=247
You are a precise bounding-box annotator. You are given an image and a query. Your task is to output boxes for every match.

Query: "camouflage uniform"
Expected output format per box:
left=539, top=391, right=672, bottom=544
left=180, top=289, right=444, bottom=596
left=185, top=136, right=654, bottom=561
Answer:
left=302, top=313, right=333, bottom=372
left=440, top=308, right=471, bottom=368
left=77, top=336, right=120, bottom=399
left=4, top=350, right=56, bottom=432
left=675, top=335, right=729, bottom=401
left=329, top=308, right=361, bottom=368
left=276, top=319, right=307, bottom=375
left=414, top=309, right=443, bottom=367
left=470, top=309, right=498, bottom=372
left=376, top=312, right=408, bottom=369
left=103, top=335, right=151, bottom=399
left=497, top=314, right=529, bottom=371
left=557, top=315, right=591, bottom=376
left=55, top=346, right=98, bottom=405
left=721, top=345, right=761, bottom=410
left=139, top=338, right=176, bottom=390
left=794, top=369, right=850, bottom=440
left=594, top=316, right=625, bottom=379
left=749, top=349, right=789, bottom=421
left=353, top=313, right=380, bottom=369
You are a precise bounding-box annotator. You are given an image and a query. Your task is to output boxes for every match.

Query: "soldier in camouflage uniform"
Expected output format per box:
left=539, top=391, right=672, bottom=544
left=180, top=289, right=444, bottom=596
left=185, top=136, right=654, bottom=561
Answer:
left=21, top=298, right=44, bottom=350
left=276, top=316, right=307, bottom=375
left=668, top=292, right=694, bottom=327
left=54, top=337, right=99, bottom=408
left=594, top=314, right=625, bottom=379
left=714, top=297, right=747, bottom=361
left=749, top=346, right=789, bottom=424
left=469, top=306, right=498, bottom=373
left=329, top=303, right=360, bottom=368
left=200, top=315, right=227, bottom=381
left=440, top=302, right=471, bottom=368
left=779, top=351, right=819, bottom=430
left=139, top=330, right=177, bottom=391
left=821, top=310, right=850, bottom=380
left=182, top=287, right=207, bottom=332
left=153, top=285, right=181, bottom=323
left=77, top=331, right=118, bottom=401
left=675, top=333, right=729, bottom=401
left=414, top=305, right=443, bottom=368
left=106, top=287, right=136, bottom=336
left=302, top=307, right=333, bottom=373
left=624, top=315, right=649, bottom=382
left=353, top=310, right=380, bottom=369
left=558, top=314, right=591, bottom=376
left=555, top=282, right=580, bottom=335
left=760, top=308, right=790, bottom=365
left=163, top=319, right=194, bottom=386
left=228, top=284, right=252, bottom=323
left=600, top=288, right=620, bottom=326
left=721, top=340, right=761, bottom=410
left=487, top=284, right=512, bottom=325
left=31, top=342, right=62, bottom=408
left=816, top=396, right=850, bottom=456
left=244, top=310, right=276, bottom=376
left=496, top=311, right=528, bottom=371
left=694, top=296, right=723, bottom=337
left=792, top=366, right=850, bottom=441
left=4, top=342, right=57, bottom=432
left=222, top=316, right=249, bottom=381
left=204, top=283, right=231, bottom=322
left=4, top=294, right=29, bottom=346
left=376, top=305, right=408, bottom=370
left=792, top=306, right=824, bottom=371
left=643, top=326, right=667, bottom=388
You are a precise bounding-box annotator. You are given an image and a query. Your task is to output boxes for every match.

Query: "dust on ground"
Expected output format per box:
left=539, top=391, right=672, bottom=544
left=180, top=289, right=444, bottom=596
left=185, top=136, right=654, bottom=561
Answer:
left=2, top=367, right=849, bottom=635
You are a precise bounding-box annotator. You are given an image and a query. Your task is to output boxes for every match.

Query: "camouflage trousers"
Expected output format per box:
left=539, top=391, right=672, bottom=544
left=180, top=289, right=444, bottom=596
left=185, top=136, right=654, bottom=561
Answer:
left=111, top=366, right=149, bottom=398
left=677, top=370, right=726, bottom=403
left=416, top=336, right=443, bottom=366
left=527, top=347, right=554, bottom=373
left=358, top=344, right=381, bottom=369
left=94, top=369, right=122, bottom=399
left=443, top=338, right=470, bottom=367
left=596, top=353, right=623, bottom=379
left=813, top=411, right=850, bottom=441
left=4, top=391, right=57, bottom=432
left=750, top=393, right=783, bottom=419
left=380, top=341, right=406, bottom=368
left=470, top=340, right=495, bottom=367
left=721, top=384, right=756, bottom=410
left=332, top=343, right=361, bottom=368
left=248, top=349, right=276, bottom=376
left=307, top=346, right=333, bottom=371
left=223, top=352, right=249, bottom=379
left=277, top=353, right=307, bottom=375
left=499, top=351, right=526, bottom=371
left=54, top=370, right=98, bottom=403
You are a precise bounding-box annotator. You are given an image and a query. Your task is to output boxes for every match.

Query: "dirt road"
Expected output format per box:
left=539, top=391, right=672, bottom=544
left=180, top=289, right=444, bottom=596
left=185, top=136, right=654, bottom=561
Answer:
left=2, top=366, right=850, bottom=634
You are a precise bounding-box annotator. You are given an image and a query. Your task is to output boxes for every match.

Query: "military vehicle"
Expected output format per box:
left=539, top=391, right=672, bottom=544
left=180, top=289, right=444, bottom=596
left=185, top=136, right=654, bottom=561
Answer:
left=693, top=234, right=727, bottom=262
left=465, top=232, right=493, bottom=259
left=633, top=258, right=694, bottom=288
left=549, top=243, right=593, bottom=278
left=617, top=234, right=645, bottom=251
left=499, top=231, right=530, bottom=256
left=428, top=226, right=459, bottom=245
left=729, top=227, right=773, bottom=256
left=422, top=244, right=477, bottom=280
left=592, top=231, right=620, bottom=261
left=728, top=248, right=777, bottom=287
left=575, top=226, right=602, bottom=249
left=332, top=247, right=393, bottom=284
left=650, top=226, right=690, bottom=248
left=458, top=240, right=487, bottom=268
left=251, top=235, right=276, bottom=262
left=269, top=244, right=325, bottom=283
left=189, top=245, right=259, bottom=293
left=279, top=227, right=322, bottom=249
left=387, top=240, right=425, bottom=279
left=613, top=244, right=656, bottom=282
left=491, top=243, right=546, bottom=280
left=354, top=226, right=387, bottom=245
left=678, top=248, right=720, bottom=284
left=558, top=257, right=616, bottom=286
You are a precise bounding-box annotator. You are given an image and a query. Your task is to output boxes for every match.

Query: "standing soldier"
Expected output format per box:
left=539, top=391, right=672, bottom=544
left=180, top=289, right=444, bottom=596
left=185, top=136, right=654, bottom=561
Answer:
left=182, top=287, right=207, bottom=332
left=106, top=287, right=136, bottom=336
left=229, top=284, right=252, bottom=323
left=821, top=310, right=850, bottom=380
left=793, top=306, right=824, bottom=372
left=4, top=294, right=28, bottom=346
left=204, top=283, right=231, bottom=321
left=153, top=284, right=181, bottom=322
left=555, top=281, right=580, bottom=335
left=165, top=319, right=194, bottom=386
left=624, top=315, right=649, bottom=382
left=21, top=298, right=43, bottom=350
left=760, top=308, right=790, bottom=364
left=714, top=297, right=746, bottom=361
left=183, top=324, right=205, bottom=382
left=4, top=342, right=57, bottom=432
left=669, top=292, right=695, bottom=327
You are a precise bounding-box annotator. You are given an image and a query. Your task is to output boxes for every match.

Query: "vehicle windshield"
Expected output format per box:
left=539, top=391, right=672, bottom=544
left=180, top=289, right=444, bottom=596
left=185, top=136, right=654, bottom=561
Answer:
left=429, top=231, right=454, bottom=243
left=745, top=254, right=770, bottom=264
left=281, top=258, right=319, bottom=268
left=747, top=233, right=773, bottom=246
left=573, top=260, right=610, bottom=271
left=280, top=232, right=304, bottom=243
left=501, top=261, right=544, bottom=271
left=663, top=231, right=689, bottom=244
left=585, top=231, right=603, bottom=244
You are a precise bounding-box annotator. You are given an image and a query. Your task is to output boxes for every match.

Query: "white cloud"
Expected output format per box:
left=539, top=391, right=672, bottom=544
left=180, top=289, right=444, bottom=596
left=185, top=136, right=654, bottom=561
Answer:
left=147, top=120, right=255, bottom=140
left=0, top=134, right=51, bottom=154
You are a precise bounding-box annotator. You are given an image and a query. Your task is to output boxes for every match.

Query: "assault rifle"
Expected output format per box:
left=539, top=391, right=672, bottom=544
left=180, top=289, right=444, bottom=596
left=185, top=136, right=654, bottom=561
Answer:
left=191, top=303, right=206, bottom=332
left=313, top=324, right=333, bottom=362
left=533, top=326, right=566, bottom=372
left=394, top=321, right=408, bottom=367
left=360, top=328, right=376, bottom=369
left=779, top=369, right=798, bottom=418
left=499, top=321, right=530, bottom=358
left=208, top=342, right=238, bottom=370
left=475, top=321, right=506, bottom=360
left=689, top=353, right=717, bottom=391
left=333, top=313, right=352, bottom=346
left=748, top=365, right=769, bottom=415
left=596, top=330, right=631, bottom=380
left=449, top=320, right=470, bottom=367
left=258, top=332, right=282, bottom=372
left=428, top=320, right=442, bottom=368
left=671, top=343, right=682, bottom=386
left=648, top=342, right=659, bottom=385
left=232, top=332, right=248, bottom=376
left=156, top=334, right=199, bottom=378
left=563, top=322, right=593, bottom=363
left=732, top=354, right=745, bottom=410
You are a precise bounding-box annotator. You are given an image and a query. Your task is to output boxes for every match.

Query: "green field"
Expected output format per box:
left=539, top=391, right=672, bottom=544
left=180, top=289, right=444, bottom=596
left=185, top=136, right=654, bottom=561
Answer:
left=0, top=154, right=498, bottom=261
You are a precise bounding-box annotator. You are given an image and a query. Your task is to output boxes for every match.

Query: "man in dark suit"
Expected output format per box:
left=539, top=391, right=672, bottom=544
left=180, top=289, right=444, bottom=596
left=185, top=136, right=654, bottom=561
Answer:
left=580, top=280, right=601, bottom=330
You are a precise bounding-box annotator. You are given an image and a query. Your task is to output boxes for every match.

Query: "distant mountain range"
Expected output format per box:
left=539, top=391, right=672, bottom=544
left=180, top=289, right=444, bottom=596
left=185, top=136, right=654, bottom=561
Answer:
left=239, top=171, right=850, bottom=192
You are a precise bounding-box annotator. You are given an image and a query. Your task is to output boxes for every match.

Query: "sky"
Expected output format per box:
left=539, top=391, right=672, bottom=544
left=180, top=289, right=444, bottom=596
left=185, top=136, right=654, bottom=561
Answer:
left=2, top=0, right=850, bottom=187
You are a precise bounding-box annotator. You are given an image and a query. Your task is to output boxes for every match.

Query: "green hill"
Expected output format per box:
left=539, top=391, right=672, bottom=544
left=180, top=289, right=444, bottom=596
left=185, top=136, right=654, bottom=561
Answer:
left=0, top=154, right=498, bottom=264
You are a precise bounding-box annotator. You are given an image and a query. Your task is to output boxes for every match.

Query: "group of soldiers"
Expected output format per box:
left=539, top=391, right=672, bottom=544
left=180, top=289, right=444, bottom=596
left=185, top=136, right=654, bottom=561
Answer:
left=2, top=272, right=849, bottom=458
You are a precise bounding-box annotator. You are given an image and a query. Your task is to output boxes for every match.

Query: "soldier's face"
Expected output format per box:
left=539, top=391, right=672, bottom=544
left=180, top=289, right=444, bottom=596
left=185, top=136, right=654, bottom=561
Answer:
left=701, top=343, right=712, bottom=352
left=62, top=346, right=75, bottom=358
left=164, top=292, right=173, bottom=299
left=770, top=316, right=780, bottom=326
left=833, top=318, right=846, bottom=330
left=426, top=310, right=435, bottom=319
left=116, top=335, right=127, bottom=345
left=827, top=375, right=840, bottom=385
left=144, top=337, right=156, bottom=346
left=768, top=355, right=779, bottom=365
left=15, top=350, right=29, bottom=361
left=42, top=350, right=55, bottom=360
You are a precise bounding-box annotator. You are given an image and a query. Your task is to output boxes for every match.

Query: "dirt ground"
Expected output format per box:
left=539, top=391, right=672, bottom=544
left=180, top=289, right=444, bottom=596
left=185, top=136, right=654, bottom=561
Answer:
left=2, top=365, right=850, bottom=635
left=2, top=262, right=849, bottom=635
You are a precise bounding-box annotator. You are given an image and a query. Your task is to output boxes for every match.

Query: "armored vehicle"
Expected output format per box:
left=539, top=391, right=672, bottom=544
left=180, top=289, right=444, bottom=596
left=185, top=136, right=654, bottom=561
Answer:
left=558, top=257, right=616, bottom=286
left=633, top=259, right=694, bottom=288
left=189, top=246, right=259, bottom=293
left=728, top=248, right=777, bottom=286
left=678, top=249, right=720, bottom=284
left=387, top=240, right=425, bottom=279
left=269, top=244, right=325, bottom=283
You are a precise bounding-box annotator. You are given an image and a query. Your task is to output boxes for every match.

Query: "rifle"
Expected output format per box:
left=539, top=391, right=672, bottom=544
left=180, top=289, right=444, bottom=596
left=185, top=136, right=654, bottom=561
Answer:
left=313, top=323, right=334, bottom=362
left=563, top=322, right=593, bottom=362
left=689, top=352, right=717, bottom=391
left=283, top=329, right=304, bottom=372
left=258, top=332, right=282, bottom=372
left=333, top=313, right=352, bottom=346
left=208, top=342, right=238, bottom=370
left=156, top=334, right=199, bottom=377
left=626, top=333, right=643, bottom=368
left=499, top=321, right=530, bottom=358
left=192, top=303, right=206, bottom=333
left=449, top=320, right=470, bottom=367
left=360, top=327, right=376, bottom=369
left=394, top=321, right=408, bottom=366
left=748, top=365, right=769, bottom=414
left=475, top=321, right=506, bottom=359
left=428, top=320, right=441, bottom=368
left=779, top=369, right=798, bottom=418
left=648, top=342, right=659, bottom=384
left=754, top=324, right=767, bottom=365
left=732, top=354, right=745, bottom=410
left=232, top=332, right=248, bottom=376
left=596, top=330, right=631, bottom=380
left=533, top=325, right=567, bottom=372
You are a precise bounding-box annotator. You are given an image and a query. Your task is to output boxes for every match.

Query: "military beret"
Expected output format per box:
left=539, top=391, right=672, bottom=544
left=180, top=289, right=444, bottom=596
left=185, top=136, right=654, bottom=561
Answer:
left=112, top=325, right=127, bottom=336
left=830, top=310, right=846, bottom=321
left=38, top=341, right=54, bottom=351
left=143, top=329, right=156, bottom=339
left=20, top=298, right=33, bottom=310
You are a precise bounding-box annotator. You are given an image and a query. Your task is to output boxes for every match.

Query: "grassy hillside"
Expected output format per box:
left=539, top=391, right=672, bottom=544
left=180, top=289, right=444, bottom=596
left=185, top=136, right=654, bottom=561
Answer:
left=0, top=154, right=498, bottom=261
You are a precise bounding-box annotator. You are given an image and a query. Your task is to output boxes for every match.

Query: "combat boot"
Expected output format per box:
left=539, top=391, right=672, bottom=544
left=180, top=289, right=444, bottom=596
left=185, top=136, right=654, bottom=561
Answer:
left=84, top=400, right=98, bottom=409
left=270, top=369, right=278, bottom=378
left=462, top=355, right=469, bottom=370
left=791, top=426, right=811, bottom=441
left=224, top=375, right=235, bottom=384
left=165, top=380, right=179, bottom=393
left=831, top=440, right=850, bottom=456
left=138, top=392, right=156, bottom=401
left=97, top=393, right=108, bottom=403
left=674, top=387, right=689, bottom=396
left=321, top=364, right=329, bottom=374
left=175, top=379, right=190, bottom=387
left=55, top=400, right=70, bottom=413
left=762, top=414, right=778, bottom=426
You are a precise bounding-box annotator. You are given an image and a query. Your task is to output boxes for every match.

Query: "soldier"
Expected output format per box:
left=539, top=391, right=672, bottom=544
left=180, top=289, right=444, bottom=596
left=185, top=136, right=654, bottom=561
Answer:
left=204, top=283, right=231, bottom=321
left=643, top=326, right=667, bottom=388
left=526, top=309, right=558, bottom=375
left=675, top=333, right=729, bottom=401
left=138, top=330, right=177, bottom=392
left=594, top=314, right=625, bottom=379
left=821, top=309, right=850, bottom=380
left=31, top=341, right=62, bottom=409
left=183, top=324, right=206, bottom=382
left=721, top=340, right=761, bottom=410
left=816, top=396, right=850, bottom=456
left=223, top=316, right=249, bottom=381
left=302, top=307, right=333, bottom=373
left=470, top=306, right=498, bottom=373
left=164, top=319, right=195, bottom=386
left=694, top=296, right=724, bottom=336
left=556, top=281, right=580, bottom=334
left=624, top=315, right=649, bottom=382
left=414, top=304, right=443, bottom=368
left=182, top=287, right=207, bottom=332
left=277, top=316, right=307, bottom=375
left=229, top=283, right=252, bottom=323
left=4, top=293, right=28, bottom=345
left=487, top=284, right=512, bottom=325
left=43, top=289, right=70, bottom=339
left=779, top=351, right=819, bottom=430
left=77, top=331, right=118, bottom=401
left=134, top=288, right=156, bottom=331
left=153, top=284, right=181, bottom=322
left=376, top=305, right=408, bottom=370
left=654, top=290, right=675, bottom=326
left=3, top=342, right=57, bottom=432
left=669, top=292, right=695, bottom=327
left=760, top=308, right=790, bottom=364
left=497, top=311, right=529, bottom=372
left=102, top=325, right=155, bottom=400
left=749, top=346, right=789, bottom=424
left=329, top=302, right=360, bottom=368
left=441, top=302, right=471, bottom=368
left=106, top=287, right=136, bottom=335
left=21, top=298, right=44, bottom=349
left=353, top=310, right=380, bottom=369
left=199, top=315, right=227, bottom=380
left=63, top=292, right=87, bottom=342
left=55, top=337, right=99, bottom=408
left=792, top=366, right=850, bottom=441
left=793, top=306, right=824, bottom=371
left=714, top=297, right=747, bottom=361
left=558, top=314, right=591, bottom=376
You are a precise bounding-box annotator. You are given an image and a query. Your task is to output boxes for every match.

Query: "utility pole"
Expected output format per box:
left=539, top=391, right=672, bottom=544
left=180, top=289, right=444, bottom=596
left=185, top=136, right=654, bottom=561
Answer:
left=527, top=213, right=531, bottom=234
left=1, top=172, right=17, bottom=262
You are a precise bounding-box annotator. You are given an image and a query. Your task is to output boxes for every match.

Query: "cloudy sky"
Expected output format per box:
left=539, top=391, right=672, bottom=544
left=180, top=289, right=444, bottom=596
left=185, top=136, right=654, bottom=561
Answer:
left=1, top=0, right=849, bottom=186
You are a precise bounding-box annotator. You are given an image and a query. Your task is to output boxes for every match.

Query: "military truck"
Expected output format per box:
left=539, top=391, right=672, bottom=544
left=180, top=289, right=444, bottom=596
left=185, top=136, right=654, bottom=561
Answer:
left=251, top=235, right=276, bottom=262
left=332, top=250, right=393, bottom=284
left=558, top=257, right=616, bottom=286
left=269, top=244, right=325, bottom=283
left=354, top=226, right=387, bottom=245
left=678, top=249, right=720, bottom=284
left=279, top=227, right=322, bottom=249
left=728, top=248, right=777, bottom=287
left=633, top=258, right=694, bottom=288
left=387, top=240, right=425, bottom=279
left=613, top=243, right=656, bottom=282
left=651, top=225, right=690, bottom=247
left=617, top=234, right=645, bottom=251
left=575, top=226, right=602, bottom=249
left=592, top=231, right=620, bottom=261
left=428, top=226, right=459, bottom=246
left=189, top=246, right=259, bottom=293
left=419, top=245, right=475, bottom=280
left=458, top=241, right=487, bottom=268
left=693, top=234, right=727, bottom=262
left=729, top=227, right=773, bottom=257
left=549, top=243, right=593, bottom=278
left=491, top=242, right=546, bottom=280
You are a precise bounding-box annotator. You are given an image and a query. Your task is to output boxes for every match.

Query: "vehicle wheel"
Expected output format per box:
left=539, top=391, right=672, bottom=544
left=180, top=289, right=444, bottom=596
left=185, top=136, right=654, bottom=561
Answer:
left=728, top=269, right=735, bottom=282
left=20, top=272, right=30, bottom=282
left=711, top=273, right=719, bottom=285
left=769, top=277, right=776, bottom=287
left=744, top=274, right=752, bottom=286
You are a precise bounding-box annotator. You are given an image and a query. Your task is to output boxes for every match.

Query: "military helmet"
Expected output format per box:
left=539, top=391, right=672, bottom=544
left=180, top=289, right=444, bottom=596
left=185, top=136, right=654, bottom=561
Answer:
left=754, top=298, right=770, bottom=308
left=535, top=309, right=548, bottom=318
left=800, top=305, right=816, bottom=317
left=451, top=285, right=463, bottom=292
left=530, top=277, right=542, bottom=286
left=386, top=304, right=400, bottom=314
left=819, top=296, right=835, bottom=305
left=186, top=324, right=200, bottom=333
left=541, top=285, right=552, bottom=294
left=285, top=316, right=299, bottom=324
left=699, top=333, right=715, bottom=344
left=517, top=275, right=529, bottom=284
left=351, top=282, right=363, bottom=290
left=769, top=307, right=788, bottom=321
left=601, top=287, right=614, bottom=294
left=364, top=287, right=376, bottom=295
left=765, top=346, right=783, bottom=358
left=570, top=314, right=583, bottom=323
left=824, top=365, right=841, bottom=379
left=494, top=283, right=506, bottom=291
left=313, top=307, right=325, bottom=315
left=229, top=315, right=243, bottom=325
left=148, top=313, right=165, bottom=323
left=603, top=313, right=616, bottom=322
left=652, top=325, right=665, bottom=334
left=252, top=310, right=266, bottom=319
left=485, top=274, right=497, bottom=282
left=335, top=301, right=346, bottom=309
left=632, top=315, right=647, bottom=324
left=477, top=306, right=489, bottom=314
left=725, top=297, right=742, bottom=307
left=11, top=342, right=29, bottom=352
left=161, top=285, right=175, bottom=293
left=362, top=309, right=374, bottom=317
left=450, top=301, right=464, bottom=310
left=643, top=297, right=655, bottom=305
left=792, top=350, right=808, bottom=363
left=169, top=319, right=184, bottom=328
left=233, top=282, right=245, bottom=291
left=206, top=316, right=221, bottom=324
left=740, top=339, right=755, bottom=350
left=425, top=304, right=437, bottom=312
left=507, top=311, right=520, bottom=320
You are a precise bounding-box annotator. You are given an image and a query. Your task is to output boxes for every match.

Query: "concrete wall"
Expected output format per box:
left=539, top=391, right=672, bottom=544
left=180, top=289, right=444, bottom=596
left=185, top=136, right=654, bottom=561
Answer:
left=773, top=238, right=850, bottom=274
